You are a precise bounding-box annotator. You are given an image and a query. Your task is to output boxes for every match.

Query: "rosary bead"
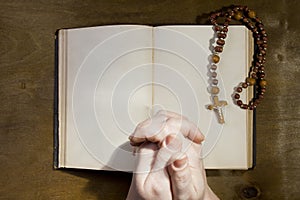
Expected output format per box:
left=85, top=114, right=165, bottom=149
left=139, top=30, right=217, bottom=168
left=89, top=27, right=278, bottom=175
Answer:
left=258, top=66, right=265, bottom=71
left=211, top=71, right=217, bottom=78
left=211, top=86, right=220, bottom=94
left=217, top=39, right=225, bottom=45
left=211, top=64, right=217, bottom=70
left=212, top=79, right=218, bottom=85
left=259, top=94, right=264, bottom=99
left=214, top=46, right=223, bottom=52
left=241, top=104, right=249, bottom=109
left=259, top=73, right=265, bottom=78
left=247, top=77, right=256, bottom=85
left=237, top=100, right=243, bottom=106
left=243, top=18, right=249, bottom=23
left=215, top=26, right=221, bottom=31
left=242, top=82, right=248, bottom=88
left=217, top=33, right=227, bottom=39
left=249, top=105, right=254, bottom=110
left=222, top=27, right=228, bottom=32
left=255, top=18, right=262, bottom=23
left=248, top=10, right=256, bottom=18
left=259, top=80, right=267, bottom=87
left=234, top=93, right=240, bottom=99
left=211, top=19, right=217, bottom=24
left=236, top=87, right=243, bottom=92
left=261, top=88, right=266, bottom=93
left=212, top=54, right=220, bottom=63
left=234, top=11, right=243, bottom=20
left=257, top=40, right=263, bottom=45
left=251, top=73, right=258, bottom=79
left=257, top=55, right=263, bottom=61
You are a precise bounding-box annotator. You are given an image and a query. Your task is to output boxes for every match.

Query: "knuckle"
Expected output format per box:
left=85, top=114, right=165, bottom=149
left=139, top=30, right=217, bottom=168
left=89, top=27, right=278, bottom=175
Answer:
left=145, top=181, right=164, bottom=197
left=156, top=110, right=166, bottom=116
left=174, top=171, right=190, bottom=185
left=136, top=122, right=148, bottom=133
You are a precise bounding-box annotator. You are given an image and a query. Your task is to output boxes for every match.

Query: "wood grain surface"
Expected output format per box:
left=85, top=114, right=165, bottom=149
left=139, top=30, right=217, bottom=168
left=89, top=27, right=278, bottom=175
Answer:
left=0, top=1, right=299, bottom=199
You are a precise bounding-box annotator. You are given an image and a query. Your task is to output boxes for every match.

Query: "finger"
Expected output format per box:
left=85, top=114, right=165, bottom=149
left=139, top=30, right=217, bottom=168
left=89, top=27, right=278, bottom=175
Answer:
left=151, top=134, right=182, bottom=172
left=166, top=117, right=204, bottom=144
left=129, top=115, right=204, bottom=146
left=167, top=154, right=194, bottom=200
left=185, top=143, right=208, bottom=197
left=143, top=135, right=182, bottom=200
left=154, top=110, right=186, bottom=119
left=132, top=142, right=158, bottom=186
left=129, top=113, right=167, bottom=145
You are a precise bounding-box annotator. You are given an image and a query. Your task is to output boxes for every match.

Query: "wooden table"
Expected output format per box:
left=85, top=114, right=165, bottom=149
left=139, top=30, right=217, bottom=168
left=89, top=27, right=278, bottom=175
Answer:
left=1, top=1, right=299, bottom=199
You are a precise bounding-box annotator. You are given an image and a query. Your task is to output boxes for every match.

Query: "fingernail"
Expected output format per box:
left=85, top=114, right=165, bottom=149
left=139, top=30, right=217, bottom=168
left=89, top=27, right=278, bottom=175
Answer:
left=165, top=134, right=176, bottom=145
left=173, top=156, right=187, bottom=168
left=164, top=134, right=181, bottom=151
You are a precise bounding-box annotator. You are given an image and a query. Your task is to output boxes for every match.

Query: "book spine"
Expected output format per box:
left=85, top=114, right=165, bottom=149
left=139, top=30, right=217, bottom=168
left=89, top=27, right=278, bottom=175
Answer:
left=53, top=31, right=59, bottom=169
left=54, top=29, right=67, bottom=169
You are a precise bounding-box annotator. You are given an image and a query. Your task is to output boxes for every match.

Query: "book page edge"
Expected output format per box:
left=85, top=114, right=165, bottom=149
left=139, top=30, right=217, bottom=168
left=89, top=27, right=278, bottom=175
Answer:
left=57, top=29, right=68, bottom=168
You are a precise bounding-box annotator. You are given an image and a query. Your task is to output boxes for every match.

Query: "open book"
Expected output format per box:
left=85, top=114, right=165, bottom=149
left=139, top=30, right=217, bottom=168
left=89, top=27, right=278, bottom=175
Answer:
left=54, top=25, right=255, bottom=171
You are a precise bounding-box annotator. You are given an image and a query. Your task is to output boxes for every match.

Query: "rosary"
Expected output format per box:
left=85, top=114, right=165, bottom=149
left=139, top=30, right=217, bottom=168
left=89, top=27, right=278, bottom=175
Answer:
left=207, top=5, right=267, bottom=124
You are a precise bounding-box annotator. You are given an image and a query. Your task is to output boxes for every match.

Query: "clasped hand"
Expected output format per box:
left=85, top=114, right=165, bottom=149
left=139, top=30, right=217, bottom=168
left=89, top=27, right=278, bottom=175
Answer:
left=126, top=110, right=219, bottom=200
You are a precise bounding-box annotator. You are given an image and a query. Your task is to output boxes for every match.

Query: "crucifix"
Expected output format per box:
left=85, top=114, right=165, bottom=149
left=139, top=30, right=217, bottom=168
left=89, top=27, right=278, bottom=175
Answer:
left=207, top=96, right=228, bottom=124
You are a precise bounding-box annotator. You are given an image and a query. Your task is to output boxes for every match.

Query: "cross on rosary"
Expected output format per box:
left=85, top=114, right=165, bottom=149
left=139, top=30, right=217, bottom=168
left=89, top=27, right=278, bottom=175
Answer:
left=208, top=96, right=228, bottom=124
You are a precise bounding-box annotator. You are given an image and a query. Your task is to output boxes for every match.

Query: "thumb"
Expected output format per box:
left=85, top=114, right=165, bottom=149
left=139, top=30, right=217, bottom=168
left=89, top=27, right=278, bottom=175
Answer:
left=167, top=154, right=194, bottom=200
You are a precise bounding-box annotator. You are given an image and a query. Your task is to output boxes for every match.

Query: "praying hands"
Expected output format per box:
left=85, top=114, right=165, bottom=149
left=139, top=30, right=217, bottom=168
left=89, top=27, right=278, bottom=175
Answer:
left=126, top=110, right=219, bottom=200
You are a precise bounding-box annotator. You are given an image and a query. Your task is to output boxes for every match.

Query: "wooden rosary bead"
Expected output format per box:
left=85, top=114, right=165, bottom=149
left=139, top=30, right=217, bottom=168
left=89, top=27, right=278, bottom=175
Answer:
left=241, top=104, right=249, bottom=109
left=211, top=64, right=217, bottom=70
left=237, top=100, right=243, bottom=106
left=234, top=11, right=243, bottom=20
left=217, top=39, right=225, bottom=45
left=217, top=33, right=227, bottom=39
left=246, top=77, right=256, bottom=85
left=243, top=18, right=249, bottom=23
left=215, top=26, right=221, bottom=31
left=242, top=83, right=248, bottom=88
left=234, top=93, right=240, bottom=99
left=212, top=79, right=218, bottom=85
left=259, top=80, right=267, bottom=87
left=211, top=86, right=220, bottom=94
left=222, top=27, right=228, bottom=32
left=236, top=87, right=243, bottom=93
left=259, top=73, right=265, bottom=78
left=212, top=54, right=220, bottom=63
left=214, top=46, right=223, bottom=52
left=258, top=66, right=265, bottom=71
left=249, top=105, right=254, bottom=110
left=211, top=72, right=217, bottom=78
left=248, top=10, right=256, bottom=18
